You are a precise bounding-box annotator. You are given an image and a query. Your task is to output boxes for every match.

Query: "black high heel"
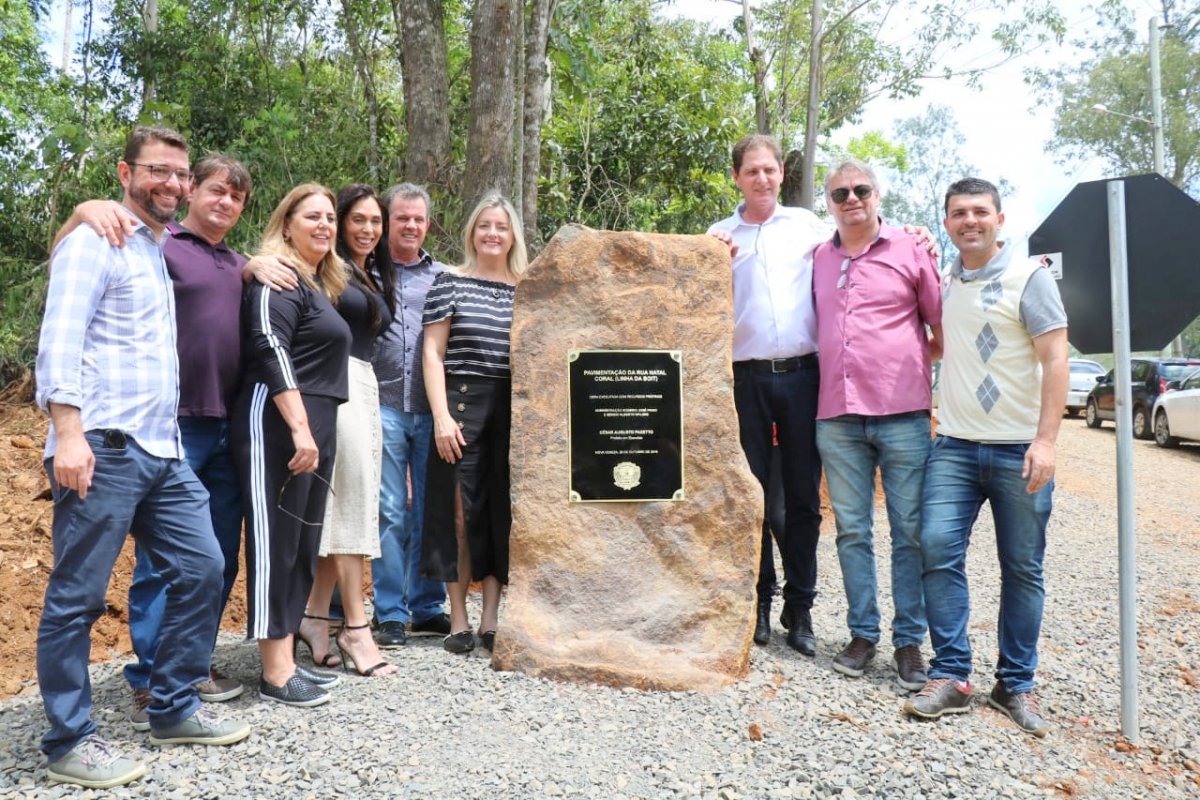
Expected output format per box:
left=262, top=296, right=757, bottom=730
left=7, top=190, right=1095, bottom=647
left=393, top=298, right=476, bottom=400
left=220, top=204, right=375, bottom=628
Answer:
left=294, top=613, right=342, bottom=667
left=335, top=623, right=392, bottom=677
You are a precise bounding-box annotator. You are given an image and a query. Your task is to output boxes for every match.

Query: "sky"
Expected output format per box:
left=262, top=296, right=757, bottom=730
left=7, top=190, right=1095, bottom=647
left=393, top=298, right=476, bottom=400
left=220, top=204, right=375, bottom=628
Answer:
left=667, top=0, right=1165, bottom=250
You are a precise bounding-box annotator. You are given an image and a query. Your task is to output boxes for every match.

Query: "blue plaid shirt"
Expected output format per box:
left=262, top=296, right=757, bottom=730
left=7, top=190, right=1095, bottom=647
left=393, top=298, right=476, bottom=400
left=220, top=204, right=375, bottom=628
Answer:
left=36, top=210, right=184, bottom=460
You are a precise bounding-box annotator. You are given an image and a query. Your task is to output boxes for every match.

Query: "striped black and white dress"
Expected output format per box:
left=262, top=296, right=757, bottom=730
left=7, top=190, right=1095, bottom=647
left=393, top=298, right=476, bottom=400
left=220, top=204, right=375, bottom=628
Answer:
left=420, top=270, right=517, bottom=585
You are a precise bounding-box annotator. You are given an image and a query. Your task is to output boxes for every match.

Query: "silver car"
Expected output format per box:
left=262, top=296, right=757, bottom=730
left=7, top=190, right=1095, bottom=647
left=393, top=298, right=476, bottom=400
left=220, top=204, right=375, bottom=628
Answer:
left=1067, top=359, right=1105, bottom=417
left=1153, top=367, right=1200, bottom=448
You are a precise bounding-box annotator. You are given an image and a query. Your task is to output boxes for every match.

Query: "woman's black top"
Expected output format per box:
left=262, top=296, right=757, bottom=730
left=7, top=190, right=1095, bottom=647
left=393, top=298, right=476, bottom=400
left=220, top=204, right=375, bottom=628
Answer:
left=241, top=277, right=351, bottom=402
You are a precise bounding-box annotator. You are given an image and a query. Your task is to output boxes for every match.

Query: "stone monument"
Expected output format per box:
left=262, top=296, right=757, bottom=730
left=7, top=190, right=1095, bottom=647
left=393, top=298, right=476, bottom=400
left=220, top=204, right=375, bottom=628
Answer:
left=493, top=225, right=762, bottom=691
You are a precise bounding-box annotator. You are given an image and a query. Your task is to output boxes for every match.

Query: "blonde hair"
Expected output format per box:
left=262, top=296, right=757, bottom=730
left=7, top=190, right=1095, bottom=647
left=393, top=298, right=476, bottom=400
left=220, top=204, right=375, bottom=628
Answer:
left=461, top=192, right=528, bottom=280
left=258, top=182, right=346, bottom=303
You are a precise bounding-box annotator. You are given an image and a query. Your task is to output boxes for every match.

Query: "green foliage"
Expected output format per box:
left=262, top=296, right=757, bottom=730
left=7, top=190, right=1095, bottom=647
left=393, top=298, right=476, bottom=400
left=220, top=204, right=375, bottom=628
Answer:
left=1030, top=0, right=1200, bottom=192
left=752, top=0, right=1065, bottom=151
left=539, top=0, right=750, bottom=235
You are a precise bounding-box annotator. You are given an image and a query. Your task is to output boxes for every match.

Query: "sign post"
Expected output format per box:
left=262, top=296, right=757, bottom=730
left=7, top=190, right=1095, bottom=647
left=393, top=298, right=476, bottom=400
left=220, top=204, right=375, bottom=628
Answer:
left=1031, top=175, right=1200, bottom=744
left=1106, top=181, right=1139, bottom=742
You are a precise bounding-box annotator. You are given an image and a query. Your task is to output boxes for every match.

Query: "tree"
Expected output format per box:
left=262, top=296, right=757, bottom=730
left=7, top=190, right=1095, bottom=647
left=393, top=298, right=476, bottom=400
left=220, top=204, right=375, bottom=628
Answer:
left=519, top=0, right=558, bottom=250
left=1031, top=1, right=1200, bottom=353
left=877, top=106, right=975, bottom=265
left=1031, top=0, right=1200, bottom=193
left=740, top=0, right=1065, bottom=208
left=538, top=0, right=749, bottom=237
left=395, top=0, right=452, bottom=189
left=462, top=0, right=519, bottom=212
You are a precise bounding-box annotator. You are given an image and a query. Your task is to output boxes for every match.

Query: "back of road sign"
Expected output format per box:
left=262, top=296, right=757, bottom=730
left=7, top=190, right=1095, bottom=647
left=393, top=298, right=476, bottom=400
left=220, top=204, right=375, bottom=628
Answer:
left=1028, top=173, right=1200, bottom=354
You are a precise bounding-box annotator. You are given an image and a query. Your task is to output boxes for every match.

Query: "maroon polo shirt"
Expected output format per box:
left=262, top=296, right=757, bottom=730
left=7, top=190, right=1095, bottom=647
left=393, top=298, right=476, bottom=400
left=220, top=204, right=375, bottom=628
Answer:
left=165, top=221, right=247, bottom=418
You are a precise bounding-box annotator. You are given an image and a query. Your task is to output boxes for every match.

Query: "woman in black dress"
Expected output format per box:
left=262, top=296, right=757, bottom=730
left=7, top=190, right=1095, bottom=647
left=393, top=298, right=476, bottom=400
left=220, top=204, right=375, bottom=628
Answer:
left=294, top=185, right=400, bottom=677
left=421, top=192, right=527, bottom=654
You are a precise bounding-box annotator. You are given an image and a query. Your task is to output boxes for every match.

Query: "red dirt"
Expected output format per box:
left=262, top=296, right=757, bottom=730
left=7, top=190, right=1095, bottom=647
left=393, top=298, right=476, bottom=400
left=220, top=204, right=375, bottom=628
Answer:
left=0, top=400, right=249, bottom=699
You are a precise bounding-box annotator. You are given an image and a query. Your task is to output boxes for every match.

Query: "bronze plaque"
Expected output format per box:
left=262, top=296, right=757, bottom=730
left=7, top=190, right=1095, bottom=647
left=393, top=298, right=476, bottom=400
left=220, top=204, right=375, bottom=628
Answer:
left=568, top=349, right=684, bottom=502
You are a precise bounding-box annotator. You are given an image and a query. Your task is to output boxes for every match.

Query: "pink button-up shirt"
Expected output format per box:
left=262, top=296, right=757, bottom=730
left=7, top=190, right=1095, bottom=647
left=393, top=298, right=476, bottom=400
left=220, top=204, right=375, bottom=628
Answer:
left=812, top=222, right=942, bottom=420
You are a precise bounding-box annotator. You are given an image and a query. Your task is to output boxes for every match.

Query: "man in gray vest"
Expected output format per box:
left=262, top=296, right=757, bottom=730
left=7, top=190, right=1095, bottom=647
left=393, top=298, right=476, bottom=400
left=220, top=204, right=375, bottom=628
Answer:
left=904, top=178, right=1068, bottom=737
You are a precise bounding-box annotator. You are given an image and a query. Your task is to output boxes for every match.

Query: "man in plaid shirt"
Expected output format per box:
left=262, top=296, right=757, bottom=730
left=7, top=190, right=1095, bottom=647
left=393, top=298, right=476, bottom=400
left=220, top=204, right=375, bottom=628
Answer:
left=35, top=126, right=249, bottom=789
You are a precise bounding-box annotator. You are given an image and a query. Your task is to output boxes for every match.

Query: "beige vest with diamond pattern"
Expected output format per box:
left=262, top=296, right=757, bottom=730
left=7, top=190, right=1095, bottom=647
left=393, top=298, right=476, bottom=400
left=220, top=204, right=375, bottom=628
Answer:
left=937, top=257, right=1042, bottom=442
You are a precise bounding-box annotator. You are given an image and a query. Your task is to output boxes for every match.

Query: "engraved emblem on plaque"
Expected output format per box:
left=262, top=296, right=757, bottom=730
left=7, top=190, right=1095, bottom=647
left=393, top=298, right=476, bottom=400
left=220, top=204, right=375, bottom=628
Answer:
left=612, top=461, right=641, bottom=491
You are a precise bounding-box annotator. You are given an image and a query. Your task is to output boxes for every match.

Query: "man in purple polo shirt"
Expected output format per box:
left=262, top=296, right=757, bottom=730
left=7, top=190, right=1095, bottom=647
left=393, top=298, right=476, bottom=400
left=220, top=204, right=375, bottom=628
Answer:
left=812, top=159, right=943, bottom=692
left=59, top=155, right=289, bottom=727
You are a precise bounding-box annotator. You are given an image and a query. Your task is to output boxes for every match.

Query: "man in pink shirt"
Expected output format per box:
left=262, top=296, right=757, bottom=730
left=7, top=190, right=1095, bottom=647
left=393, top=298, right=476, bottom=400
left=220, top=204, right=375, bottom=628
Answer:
left=812, top=159, right=943, bottom=691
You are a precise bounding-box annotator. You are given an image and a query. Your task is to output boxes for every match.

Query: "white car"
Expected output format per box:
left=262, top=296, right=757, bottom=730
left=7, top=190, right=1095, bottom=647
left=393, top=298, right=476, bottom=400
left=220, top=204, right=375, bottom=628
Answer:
left=1153, top=368, right=1200, bottom=448
left=1067, top=359, right=1105, bottom=417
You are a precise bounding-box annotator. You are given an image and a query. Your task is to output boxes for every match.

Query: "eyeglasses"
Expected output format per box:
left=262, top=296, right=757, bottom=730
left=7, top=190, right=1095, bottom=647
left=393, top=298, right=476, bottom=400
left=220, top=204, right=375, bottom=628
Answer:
left=276, top=471, right=336, bottom=527
left=837, top=257, right=852, bottom=289
left=127, top=162, right=193, bottom=184
left=829, top=184, right=874, bottom=204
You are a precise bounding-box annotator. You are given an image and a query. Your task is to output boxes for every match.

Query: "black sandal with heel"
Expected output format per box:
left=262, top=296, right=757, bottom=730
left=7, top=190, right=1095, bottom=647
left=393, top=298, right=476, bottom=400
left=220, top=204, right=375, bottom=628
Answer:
left=335, top=623, right=392, bottom=677
left=294, top=613, right=342, bottom=668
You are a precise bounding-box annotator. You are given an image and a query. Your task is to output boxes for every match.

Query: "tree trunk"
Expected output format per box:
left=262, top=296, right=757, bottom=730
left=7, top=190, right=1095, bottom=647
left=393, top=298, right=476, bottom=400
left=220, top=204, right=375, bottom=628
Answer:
left=521, top=0, right=556, bottom=251
left=394, top=0, right=451, bottom=188
left=797, top=0, right=822, bottom=210
left=463, top=0, right=519, bottom=213
left=512, top=2, right=526, bottom=221
left=781, top=149, right=806, bottom=208
left=742, top=0, right=770, bottom=134
left=142, top=0, right=157, bottom=108
left=340, top=0, right=380, bottom=182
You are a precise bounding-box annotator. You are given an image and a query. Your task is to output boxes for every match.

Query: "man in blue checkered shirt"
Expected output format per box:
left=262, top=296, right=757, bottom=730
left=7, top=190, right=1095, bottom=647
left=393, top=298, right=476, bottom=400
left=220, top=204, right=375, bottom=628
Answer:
left=35, top=126, right=249, bottom=789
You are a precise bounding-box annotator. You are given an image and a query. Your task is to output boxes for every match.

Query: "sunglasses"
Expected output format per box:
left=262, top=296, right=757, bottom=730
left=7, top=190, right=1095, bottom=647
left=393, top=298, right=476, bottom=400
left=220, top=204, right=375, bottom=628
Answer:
left=276, top=471, right=336, bottom=527
left=830, top=184, right=874, bottom=204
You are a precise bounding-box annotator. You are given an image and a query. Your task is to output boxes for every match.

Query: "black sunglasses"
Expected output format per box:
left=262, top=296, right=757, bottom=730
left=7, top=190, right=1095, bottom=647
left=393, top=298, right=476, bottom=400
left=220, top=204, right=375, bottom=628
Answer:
left=830, top=184, right=874, bottom=203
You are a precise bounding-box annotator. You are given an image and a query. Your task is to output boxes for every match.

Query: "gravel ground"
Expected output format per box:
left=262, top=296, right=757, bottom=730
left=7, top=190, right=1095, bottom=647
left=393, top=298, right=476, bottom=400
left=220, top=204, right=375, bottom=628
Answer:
left=2, top=420, right=1198, bottom=799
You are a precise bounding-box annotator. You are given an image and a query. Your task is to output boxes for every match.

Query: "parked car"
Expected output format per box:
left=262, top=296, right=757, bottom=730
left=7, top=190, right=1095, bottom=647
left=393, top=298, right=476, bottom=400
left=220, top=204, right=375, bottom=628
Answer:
left=1085, top=358, right=1200, bottom=439
left=1066, top=359, right=1105, bottom=416
left=1153, top=368, right=1200, bottom=448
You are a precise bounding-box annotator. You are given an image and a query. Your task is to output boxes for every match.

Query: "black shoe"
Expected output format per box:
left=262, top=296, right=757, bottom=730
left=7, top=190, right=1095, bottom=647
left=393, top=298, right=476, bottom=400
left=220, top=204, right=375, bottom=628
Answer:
left=753, top=602, right=771, bottom=646
left=443, top=630, right=475, bottom=654
left=259, top=674, right=329, bottom=708
left=374, top=620, right=408, bottom=648
left=784, top=608, right=816, bottom=657
left=478, top=630, right=496, bottom=651
left=410, top=612, right=452, bottom=637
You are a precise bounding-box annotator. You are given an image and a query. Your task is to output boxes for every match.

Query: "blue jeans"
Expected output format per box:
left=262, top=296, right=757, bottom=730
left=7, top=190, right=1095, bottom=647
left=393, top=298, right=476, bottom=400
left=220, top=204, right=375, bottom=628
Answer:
left=816, top=412, right=930, bottom=647
left=920, top=435, right=1052, bottom=694
left=124, top=417, right=243, bottom=689
left=732, top=362, right=822, bottom=610
left=373, top=406, right=445, bottom=623
left=40, top=433, right=222, bottom=761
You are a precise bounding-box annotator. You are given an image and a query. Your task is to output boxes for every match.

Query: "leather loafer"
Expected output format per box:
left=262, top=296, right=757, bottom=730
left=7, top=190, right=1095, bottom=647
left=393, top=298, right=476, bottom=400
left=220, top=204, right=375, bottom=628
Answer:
left=410, top=612, right=452, bottom=637
left=374, top=620, right=408, bottom=648
left=784, top=608, right=816, bottom=657
left=753, top=603, right=771, bottom=646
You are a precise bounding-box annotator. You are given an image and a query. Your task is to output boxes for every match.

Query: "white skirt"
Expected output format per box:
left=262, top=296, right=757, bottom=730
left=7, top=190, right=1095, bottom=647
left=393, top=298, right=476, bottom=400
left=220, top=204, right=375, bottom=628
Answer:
left=320, top=356, right=382, bottom=557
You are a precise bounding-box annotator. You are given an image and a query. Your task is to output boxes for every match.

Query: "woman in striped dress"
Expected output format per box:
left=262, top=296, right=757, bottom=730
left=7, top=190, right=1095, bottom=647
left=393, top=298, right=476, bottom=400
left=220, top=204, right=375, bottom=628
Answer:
left=420, top=193, right=528, bottom=654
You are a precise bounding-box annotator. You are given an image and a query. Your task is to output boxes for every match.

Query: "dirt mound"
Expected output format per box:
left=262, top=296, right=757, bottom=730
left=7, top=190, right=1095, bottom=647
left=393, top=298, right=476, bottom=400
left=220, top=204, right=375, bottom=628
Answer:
left=0, top=402, right=249, bottom=699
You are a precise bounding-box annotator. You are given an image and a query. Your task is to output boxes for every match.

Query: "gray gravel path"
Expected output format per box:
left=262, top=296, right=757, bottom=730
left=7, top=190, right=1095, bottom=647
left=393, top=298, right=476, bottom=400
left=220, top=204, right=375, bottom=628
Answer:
left=2, top=421, right=1198, bottom=798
